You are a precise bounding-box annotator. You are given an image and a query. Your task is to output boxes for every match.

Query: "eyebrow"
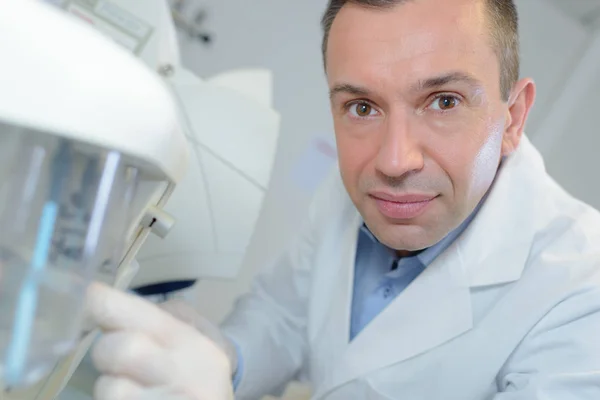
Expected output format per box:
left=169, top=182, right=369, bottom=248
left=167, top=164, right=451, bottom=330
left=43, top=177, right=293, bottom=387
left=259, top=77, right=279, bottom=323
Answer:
left=329, top=83, right=370, bottom=100
left=329, top=71, right=482, bottom=100
left=412, top=72, right=482, bottom=92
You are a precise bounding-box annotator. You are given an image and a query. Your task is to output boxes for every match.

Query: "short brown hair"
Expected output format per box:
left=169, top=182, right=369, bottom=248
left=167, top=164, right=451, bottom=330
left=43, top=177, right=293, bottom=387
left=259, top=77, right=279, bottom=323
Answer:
left=321, top=0, right=519, bottom=101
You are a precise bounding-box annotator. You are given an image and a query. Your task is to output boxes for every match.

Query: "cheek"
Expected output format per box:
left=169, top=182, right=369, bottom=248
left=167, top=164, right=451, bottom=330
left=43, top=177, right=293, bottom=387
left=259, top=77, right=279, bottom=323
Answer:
left=422, top=112, right=483, bottom=158
left=334, top=123, right=380, bottom=194
left=469, top=119, right=504, bottom=191
left=336, top=139, right=367, bottom=192
left=422, top=113, right=502, bottom=196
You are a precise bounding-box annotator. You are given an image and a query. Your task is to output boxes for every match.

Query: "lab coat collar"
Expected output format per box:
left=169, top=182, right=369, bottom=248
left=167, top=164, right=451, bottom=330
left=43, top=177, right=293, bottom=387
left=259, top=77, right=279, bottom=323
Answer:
left=314, top=136, right=545, bottom=399
left=316, top=207, right=474, bottom=399
left=459, top=136, right=544, bottom=287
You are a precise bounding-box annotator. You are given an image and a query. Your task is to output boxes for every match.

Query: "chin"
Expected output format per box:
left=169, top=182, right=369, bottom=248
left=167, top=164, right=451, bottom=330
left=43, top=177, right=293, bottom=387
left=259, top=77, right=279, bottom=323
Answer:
left=362, top=198, right=454, bottom=251
left=382, top=237, right=432, bottom=252
left=368, top=220, right=437, bottom=251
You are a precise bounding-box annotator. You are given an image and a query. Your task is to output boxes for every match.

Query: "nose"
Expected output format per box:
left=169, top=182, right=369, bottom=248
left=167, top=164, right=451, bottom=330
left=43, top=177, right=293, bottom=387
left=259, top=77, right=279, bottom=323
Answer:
left=375, top=111, right=424, bottom=178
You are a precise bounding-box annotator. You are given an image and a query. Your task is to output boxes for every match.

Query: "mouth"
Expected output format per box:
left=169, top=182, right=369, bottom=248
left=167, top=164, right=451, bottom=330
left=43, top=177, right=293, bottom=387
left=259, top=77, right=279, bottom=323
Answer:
left=369, top=192, right=437, bottom=220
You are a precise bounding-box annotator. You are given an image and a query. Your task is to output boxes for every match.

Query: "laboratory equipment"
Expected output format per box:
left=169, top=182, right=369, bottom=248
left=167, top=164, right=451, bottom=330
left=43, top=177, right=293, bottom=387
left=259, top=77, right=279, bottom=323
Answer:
left=0, top=131, right=138, bottom=387
left=0, top=0, right=188, bottom=392
left=51, top=0, right=281, bottom=294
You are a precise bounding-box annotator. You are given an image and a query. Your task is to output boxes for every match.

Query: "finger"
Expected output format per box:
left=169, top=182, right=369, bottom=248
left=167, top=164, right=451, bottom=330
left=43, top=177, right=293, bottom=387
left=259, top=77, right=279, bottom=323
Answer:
left=86, top=282, right=187, bottom=345
left=134, top=387, right=195, bottom=400
left=158, top=300, right=200, bottom=326
left=94, top=375, right=144, bottom=400
left=92, top=331, right=176, bottom=387
left=95, top=377, right=194, bottom=400
left=158, top=301, right=228, bottom=350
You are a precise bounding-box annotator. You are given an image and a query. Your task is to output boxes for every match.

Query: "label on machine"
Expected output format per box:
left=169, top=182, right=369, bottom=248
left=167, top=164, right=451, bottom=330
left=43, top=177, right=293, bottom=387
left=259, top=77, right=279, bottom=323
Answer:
left=61, top=0, right=154, bottom=55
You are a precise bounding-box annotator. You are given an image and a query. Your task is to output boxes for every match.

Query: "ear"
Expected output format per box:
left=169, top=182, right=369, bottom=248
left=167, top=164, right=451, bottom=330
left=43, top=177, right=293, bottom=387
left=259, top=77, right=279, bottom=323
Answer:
left=501, top=78, right=536, bottom=156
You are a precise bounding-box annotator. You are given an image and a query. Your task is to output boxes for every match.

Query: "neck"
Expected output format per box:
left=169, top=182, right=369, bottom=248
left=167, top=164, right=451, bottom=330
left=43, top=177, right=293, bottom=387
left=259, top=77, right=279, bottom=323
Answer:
left=395, top=249, right=422, bottom=258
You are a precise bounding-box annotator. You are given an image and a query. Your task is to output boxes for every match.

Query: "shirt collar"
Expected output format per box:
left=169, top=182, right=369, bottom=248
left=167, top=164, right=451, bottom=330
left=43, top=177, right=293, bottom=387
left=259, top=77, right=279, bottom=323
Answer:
left=359, top=223, right=379, bottom=242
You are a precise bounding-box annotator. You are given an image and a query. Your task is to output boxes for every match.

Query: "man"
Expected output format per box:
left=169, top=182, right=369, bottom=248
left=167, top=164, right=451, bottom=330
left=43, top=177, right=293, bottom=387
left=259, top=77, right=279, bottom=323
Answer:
left=88, top=0, right=600, bottom=399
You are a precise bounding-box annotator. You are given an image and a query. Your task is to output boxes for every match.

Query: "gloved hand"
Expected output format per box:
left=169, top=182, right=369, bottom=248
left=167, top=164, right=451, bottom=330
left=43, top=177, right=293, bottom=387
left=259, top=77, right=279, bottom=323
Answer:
left=158, top=299, right=238, bottom=374
left=85, top=282, right=234, bottom=400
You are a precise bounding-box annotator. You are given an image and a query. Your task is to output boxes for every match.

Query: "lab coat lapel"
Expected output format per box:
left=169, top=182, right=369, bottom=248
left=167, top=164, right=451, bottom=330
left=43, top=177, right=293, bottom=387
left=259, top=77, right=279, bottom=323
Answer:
left=316, top=239, right=473, bottom=398
left=309, top=206, right=362, bottom=384
left=460, top=136, right=543, bottom=287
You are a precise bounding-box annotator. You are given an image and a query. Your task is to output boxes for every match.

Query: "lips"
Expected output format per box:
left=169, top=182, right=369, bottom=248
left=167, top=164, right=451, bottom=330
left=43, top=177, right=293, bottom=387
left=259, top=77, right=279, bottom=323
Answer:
left=369, top=192, right=436, bottom=220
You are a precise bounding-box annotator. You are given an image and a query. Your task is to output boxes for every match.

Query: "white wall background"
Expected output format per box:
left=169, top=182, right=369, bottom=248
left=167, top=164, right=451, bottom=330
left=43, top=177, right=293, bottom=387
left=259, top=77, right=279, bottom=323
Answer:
left=174, top=0, right=598, bottom=323
left=540, top=41, right=600, bottom=205
left=516, top=0, right=589, bottom=134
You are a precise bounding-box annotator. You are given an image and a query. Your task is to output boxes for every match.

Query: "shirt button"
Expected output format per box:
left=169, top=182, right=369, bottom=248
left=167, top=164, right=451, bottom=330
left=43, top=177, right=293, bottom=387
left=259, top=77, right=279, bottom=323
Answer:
left=383, top=285, right=392, bottom=299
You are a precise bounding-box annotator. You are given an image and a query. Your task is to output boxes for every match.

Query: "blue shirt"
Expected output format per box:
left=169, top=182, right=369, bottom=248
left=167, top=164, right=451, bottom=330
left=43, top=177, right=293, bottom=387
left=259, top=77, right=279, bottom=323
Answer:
left=350, top=211, right=478, bottom=340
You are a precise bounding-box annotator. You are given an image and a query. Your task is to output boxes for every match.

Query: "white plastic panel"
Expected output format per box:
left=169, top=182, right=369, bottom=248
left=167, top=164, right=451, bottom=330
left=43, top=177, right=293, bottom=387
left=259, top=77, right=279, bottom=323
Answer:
left=142, top=146, right=216, bottom=255
left=208, top=69, right=275, bottom=109
left=201, top=147, right=265, bottom=255
left=133, top=141, right=216, bottom=285
left=174, top=81, right=281, bottom=189
left=133, top=140, right=267, bottom=283
left=134, top=67, right=281, bottom=285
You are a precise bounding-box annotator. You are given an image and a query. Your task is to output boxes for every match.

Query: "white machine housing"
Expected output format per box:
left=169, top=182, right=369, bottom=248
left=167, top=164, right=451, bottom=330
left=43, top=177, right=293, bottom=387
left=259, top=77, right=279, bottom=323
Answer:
left=1, top=1, right=188, bottom=186
left=53, top=0, right=281, bottom=287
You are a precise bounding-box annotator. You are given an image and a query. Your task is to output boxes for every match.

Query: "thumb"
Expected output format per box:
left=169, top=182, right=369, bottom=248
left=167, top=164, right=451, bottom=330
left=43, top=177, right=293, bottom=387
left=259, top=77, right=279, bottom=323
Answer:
left=158, top=299, right=203, bottom=326
left=85, top=282, right=190, bottom=345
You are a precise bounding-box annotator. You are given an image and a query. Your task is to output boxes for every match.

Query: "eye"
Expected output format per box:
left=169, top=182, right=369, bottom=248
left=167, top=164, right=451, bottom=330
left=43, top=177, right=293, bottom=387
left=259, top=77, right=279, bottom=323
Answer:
left=348, top=102, right=379, bottom=118
left=429, top=95, right=461, bottom=112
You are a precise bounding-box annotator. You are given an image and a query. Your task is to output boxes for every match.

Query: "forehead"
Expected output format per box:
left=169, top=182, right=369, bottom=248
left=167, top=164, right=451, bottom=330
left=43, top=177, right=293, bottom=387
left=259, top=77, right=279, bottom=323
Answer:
left=326, top=0, right=498, bottom=90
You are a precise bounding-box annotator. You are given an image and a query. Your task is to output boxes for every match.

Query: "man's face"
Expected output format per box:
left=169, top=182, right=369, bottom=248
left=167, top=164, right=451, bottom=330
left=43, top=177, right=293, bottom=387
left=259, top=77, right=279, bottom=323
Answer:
left=326, top=0, right=528, bottom=251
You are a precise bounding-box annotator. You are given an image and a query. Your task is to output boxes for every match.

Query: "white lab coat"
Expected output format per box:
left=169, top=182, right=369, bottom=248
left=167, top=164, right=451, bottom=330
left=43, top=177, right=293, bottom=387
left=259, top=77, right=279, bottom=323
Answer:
left=222, top=136, right=600, bottom=400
